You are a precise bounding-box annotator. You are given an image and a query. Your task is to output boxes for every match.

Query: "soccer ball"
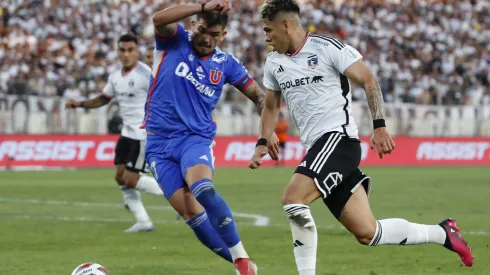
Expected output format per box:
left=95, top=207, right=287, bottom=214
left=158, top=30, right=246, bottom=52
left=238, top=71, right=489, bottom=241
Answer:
left=71, top=263, right=109, bottom=275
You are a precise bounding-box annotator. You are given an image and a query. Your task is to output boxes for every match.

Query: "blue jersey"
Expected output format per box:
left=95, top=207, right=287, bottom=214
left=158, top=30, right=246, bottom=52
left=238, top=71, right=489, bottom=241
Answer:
left=141, top=24, right=253, bottom=139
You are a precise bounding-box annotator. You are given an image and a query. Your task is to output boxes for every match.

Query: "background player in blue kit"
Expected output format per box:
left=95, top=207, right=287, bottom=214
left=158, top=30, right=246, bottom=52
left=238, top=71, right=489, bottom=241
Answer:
left=140, top=1, right=279, bottom=274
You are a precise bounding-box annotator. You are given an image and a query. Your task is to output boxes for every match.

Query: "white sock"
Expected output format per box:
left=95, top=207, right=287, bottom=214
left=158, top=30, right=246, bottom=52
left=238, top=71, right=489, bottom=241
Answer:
left=229, top=241, right=249, bottom=261
left=284, top=204, right=317, bottom=275
left=136, top=175, right=163, bottom=196
left=370, top=218, right=446, bottom=246
left=121, top=187, right=152, bottom=224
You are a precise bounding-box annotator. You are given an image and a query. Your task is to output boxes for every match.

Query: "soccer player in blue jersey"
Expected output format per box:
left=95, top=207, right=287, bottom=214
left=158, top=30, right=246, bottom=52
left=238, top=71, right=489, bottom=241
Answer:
left=141, top=1, right=279, bottom=274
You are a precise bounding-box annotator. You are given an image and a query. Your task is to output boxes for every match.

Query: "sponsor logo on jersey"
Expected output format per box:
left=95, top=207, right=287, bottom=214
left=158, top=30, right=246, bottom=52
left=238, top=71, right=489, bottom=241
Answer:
left=279, top=75, right=324, bottom=91
left=116, top=91, right=135, bottom=97
left=175, top=62, right=216, bottom=97
left=311, top=76, right=324, bottom=83
left=310, top=38, right=329, bottom=46
left=211, top=54, right=228, bottom=63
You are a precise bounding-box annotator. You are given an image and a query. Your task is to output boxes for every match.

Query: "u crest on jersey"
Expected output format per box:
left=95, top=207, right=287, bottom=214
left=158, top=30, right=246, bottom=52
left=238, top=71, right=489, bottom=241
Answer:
left=209, top=69, right=223, bottom=84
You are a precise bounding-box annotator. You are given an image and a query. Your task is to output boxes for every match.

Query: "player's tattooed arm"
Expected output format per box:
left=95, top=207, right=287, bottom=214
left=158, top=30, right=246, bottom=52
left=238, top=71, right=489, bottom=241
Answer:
left=65, top=95, right=111, bottom=109
left=240, top=81, right=266, bottom=116
left=365, top=82, right=385, bottom=120
left=343, top=60, right=385, bottom=120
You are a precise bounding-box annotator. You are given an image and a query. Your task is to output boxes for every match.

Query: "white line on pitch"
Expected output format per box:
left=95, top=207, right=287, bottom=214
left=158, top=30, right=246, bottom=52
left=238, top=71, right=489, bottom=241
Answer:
left=2, top=214, right=488, bottom=237
left=1, top=198, right=487, bottom=236
left=3, top=214, right=181, bottom=225
left=0, top=197, right=270, bottom=227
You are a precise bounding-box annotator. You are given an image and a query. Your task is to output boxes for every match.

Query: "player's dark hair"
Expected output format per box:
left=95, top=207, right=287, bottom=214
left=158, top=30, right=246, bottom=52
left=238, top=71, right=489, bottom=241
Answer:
left=260, top=0, right=300, bottom=21
left=197, top=12, right=229, bottom=29
left=118, top=33, right=138, bottom=45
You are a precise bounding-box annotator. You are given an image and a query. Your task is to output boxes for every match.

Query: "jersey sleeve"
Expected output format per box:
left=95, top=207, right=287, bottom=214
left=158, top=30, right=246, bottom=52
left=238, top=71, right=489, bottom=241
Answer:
left=226, top=55, right=253, bottom=91
left=263, top=58, right=281, bottom=91
left=327, top=43, right=363, bottom=74
left=102, top=74, right=115, bottom=98
left=154, top=24, right=188, bottom=51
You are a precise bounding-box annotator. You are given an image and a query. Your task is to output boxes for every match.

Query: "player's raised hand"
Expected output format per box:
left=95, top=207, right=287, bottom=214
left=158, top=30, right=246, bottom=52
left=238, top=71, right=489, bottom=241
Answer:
left=65, top=99, right=81, bottom=109
left=370, top=127, right=395, bottom=159
left=249, top=145, right=268, bottom=169
left=267, top=133, right=280, bottom=161
left=203, top=0, right=231, bottom=14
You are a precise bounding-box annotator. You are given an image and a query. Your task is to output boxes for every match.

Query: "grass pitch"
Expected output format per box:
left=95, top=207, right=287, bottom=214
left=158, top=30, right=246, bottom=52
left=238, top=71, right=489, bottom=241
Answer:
left=0, top=167, right=488, bottom=274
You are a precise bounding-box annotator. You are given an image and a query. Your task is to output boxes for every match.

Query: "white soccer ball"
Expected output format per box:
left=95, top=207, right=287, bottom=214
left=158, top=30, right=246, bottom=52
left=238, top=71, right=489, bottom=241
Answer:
left=71, top=262, right=109, bottom=275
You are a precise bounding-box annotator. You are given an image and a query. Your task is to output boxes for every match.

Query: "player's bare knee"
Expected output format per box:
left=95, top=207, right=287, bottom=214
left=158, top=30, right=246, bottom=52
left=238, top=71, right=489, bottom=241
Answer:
left=115, top=174, right=125, bottom=186
left=282, top=193, right=301, bottom=206
left=181, top=209, right=200, bottom=221
left=122, top=171, right=140, bottom=188
left=353, top=227, right=376, bottom=245
left=124, top=179, right=138, bottom=188
left=123, top=177, right=138, bottom=188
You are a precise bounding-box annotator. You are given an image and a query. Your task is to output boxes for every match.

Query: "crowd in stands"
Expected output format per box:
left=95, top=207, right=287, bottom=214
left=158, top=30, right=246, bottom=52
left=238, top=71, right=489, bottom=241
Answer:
left=1, top=0, right=489, bottom=105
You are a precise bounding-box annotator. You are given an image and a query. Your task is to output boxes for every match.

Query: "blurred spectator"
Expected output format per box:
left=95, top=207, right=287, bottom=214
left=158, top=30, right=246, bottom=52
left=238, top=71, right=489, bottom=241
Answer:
left=1, top=0, right=489, bottom=106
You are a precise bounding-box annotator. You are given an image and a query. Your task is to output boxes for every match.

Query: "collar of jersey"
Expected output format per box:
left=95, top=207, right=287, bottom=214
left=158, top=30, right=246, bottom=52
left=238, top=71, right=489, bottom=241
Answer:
left=286, top=32, right=310, bottom=57
left=195, top=49, right=216, bottom=61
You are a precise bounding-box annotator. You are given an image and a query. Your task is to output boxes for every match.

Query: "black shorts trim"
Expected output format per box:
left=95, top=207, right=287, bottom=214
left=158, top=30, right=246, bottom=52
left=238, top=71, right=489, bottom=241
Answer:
left=114, top=136, right=148, bottom=173
left=294, top=131, right=369, bottom=218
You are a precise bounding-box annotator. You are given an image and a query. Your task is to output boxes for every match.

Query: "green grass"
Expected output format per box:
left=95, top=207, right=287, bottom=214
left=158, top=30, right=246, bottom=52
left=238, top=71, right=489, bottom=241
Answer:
left=0, top=167, right=488, bottom=274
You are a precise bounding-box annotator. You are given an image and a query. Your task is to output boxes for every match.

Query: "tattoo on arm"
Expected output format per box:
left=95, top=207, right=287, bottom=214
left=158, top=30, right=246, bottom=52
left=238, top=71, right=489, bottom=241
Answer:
left=366, top=83, right=385, bottom=120
left=241, top=82, right=265, bottom=116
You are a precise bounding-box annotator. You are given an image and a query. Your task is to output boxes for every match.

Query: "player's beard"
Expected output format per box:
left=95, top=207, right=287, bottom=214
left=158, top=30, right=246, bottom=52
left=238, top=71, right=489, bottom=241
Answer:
left=192, top=42, right=214, bottom=57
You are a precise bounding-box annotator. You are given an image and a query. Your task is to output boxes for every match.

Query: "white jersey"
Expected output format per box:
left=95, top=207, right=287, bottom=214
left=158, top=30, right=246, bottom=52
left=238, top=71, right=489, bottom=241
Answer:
left=263, top=33, right=362, bottom=150
left=102, top=61, right=150, bottom=140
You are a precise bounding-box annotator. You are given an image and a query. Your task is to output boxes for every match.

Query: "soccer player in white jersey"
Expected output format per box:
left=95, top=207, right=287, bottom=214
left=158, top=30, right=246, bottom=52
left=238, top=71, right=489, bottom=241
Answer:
left=144, top=46, right=154, bottom=67
left=66, top=34, right=164, bottom=233
left=249, top=1, right=474, bottom=274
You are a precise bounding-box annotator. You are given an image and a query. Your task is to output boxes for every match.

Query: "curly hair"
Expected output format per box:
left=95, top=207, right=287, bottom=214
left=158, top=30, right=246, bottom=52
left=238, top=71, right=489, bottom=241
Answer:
left=260, top=0, right=300, bottom=21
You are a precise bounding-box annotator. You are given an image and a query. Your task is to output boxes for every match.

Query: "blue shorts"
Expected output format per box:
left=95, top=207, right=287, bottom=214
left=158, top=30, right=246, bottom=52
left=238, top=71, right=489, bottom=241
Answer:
left=145, top=134, right=215, bottom=200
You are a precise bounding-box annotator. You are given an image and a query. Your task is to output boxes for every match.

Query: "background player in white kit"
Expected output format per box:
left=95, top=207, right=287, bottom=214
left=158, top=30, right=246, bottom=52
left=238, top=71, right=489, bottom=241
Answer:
left=249, top=1, right=474, bottom=274
left=66, top=34, right=164, bottom=233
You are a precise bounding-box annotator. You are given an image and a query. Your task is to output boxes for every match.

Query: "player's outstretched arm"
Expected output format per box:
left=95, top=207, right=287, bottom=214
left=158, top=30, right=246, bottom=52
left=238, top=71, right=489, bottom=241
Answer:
left=343, top=60, right=395, bottom=159
left=239, top=81, right=266, bottom=116
left=65, top=95, right=111, bottom=109
left=153, top=0, right=231, bottom=37
left=259, top=89, right=282, bottom=142
left=238, top=81, right=280, bottom=160
left=249, top=89, right=281, bottom=169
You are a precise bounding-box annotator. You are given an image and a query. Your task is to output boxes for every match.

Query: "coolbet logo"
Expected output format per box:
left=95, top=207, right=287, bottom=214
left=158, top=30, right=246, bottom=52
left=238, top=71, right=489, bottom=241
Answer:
left=280, top=76, right=324, bottom=91
left=175, top=62, right=216, bottom=97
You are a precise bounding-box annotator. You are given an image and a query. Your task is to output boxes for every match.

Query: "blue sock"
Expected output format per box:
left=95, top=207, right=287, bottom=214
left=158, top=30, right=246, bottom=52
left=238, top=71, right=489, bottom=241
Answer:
left=186, top=211, right=232, bottom=262
left=190, top=179, right=241, bottom=248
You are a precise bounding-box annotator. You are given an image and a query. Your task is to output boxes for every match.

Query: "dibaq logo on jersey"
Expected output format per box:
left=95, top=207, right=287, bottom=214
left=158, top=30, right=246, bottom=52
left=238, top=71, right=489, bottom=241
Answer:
left=307, top=55, right=319, bottom=69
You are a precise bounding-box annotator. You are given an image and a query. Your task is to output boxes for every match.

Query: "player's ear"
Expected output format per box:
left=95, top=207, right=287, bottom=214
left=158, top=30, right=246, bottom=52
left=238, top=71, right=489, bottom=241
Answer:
left=283, top=20, right=289, bottom=34
left=219, top=31, right=227, bottom=43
